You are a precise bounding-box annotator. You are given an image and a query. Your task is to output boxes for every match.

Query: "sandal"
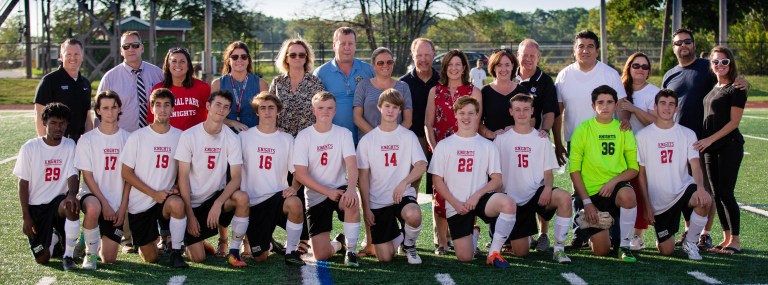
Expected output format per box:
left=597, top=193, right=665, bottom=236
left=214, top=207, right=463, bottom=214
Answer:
left=241, top=238, right=253, bottom=259
left=717, top=246, right=743, bottom=255
left=357, top=244, right=376, bottom=257
left=297, top=241, right=311, bottom=255
left=216, top=239, right=228, bottom=258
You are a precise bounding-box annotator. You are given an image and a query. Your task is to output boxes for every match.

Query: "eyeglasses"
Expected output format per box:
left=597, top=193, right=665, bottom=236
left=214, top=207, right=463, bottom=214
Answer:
left=491, top=48, right=513, bottom=54
left=229, top=54, right=249, bottom=61
left=121, top=42, right=141, bottom=50
left=168, top=47, right=189, bottom=54
left=673, top=39, right=694, bottom=46
left=711, top=58, right=731, bottom=66
left=631, top=63, right=650, bottom=70
left=375, top=60, right=394, bottom=67
left=288, top=52, right=307, bottom=59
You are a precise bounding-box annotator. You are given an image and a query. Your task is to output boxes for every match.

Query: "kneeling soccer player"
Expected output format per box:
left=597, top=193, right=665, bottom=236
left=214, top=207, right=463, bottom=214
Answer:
left=429, top=96, right=517, bottom=268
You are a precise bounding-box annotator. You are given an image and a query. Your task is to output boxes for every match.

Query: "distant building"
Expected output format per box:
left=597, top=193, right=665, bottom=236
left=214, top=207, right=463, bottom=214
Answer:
left=119, top=16, right=193, bottom=42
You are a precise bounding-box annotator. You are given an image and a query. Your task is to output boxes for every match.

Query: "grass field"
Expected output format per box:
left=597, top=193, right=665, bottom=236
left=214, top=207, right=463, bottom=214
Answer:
left=0, top=109, right=767, bottom=284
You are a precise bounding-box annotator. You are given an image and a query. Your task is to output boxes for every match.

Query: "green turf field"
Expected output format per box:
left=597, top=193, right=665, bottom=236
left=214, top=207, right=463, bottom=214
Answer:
left=0, top=109, right=767, bottom=284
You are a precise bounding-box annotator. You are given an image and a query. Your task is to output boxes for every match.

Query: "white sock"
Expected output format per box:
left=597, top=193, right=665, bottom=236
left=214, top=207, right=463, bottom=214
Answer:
left=391, top=232, right=404, bottom=249
left=489, top=213, right=516, bottom=256
left=619, top=207, right=637, bottom=248
left=64, top=219, right=80, bottom=258
left=702, top=230, right=711, bottom=236
left=169, top=217, right=187, bottom=250
left=49, top=233, right=60, bottom=256
left=331, top=240, right=342, bottom=252
left=688, top=213, right=708, bottom=244
left=83, top=227, right=100, bottom=255
left=472, top=226, right=480, bottom=250
left=285, top=220, right=304, bottom=253
left=553, top=215, right=571, bottom=251
left=343, top=222, right=361, bottom=254
left=229, top=216, right=249, bottom=251
left=404, top=224, right=421, bottom=247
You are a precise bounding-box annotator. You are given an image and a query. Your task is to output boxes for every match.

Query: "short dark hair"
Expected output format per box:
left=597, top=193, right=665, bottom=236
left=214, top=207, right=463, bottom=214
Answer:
left=208, top=90, right=233, bottom=104
left=41, top=102, right=71, bottom=123
left=252, top=91, right=284, bottom=113
left=591, top=85, right=618, bottom=103
left=150, top=88, right=175, bottom=107
left=575, top=30, right=600, bottom=49
left=93, top=90, right=123, bottom=121
left=121, top=31, right=142, bottom=42
left=509, top=93, right=533, bottom=106
left=488, top=50, right=517, bottom=80
left=654, top=89, right=678, bottom=106
left=60, top=38, right=83, bottom=53
left=672, top=28, right=694, bottom=43
left=333, top=27, right=356, bottom=43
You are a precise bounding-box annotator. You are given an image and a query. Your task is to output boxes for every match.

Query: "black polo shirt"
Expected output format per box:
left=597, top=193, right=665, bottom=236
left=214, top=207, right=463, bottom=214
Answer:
left=516, top=67, right=559, bottom=129
left=34, top=66, right=92, bottom=138
left=399, top=68, right=440, bottom=137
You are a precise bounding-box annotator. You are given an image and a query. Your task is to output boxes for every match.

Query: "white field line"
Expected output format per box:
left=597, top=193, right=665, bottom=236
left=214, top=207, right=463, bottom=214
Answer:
left=744, top=135, right=768, bottom=142
left=0, top=156, right=17, bottom=165
left=742, top=115, right=768, bottom=120
left=302, top=261, right=320, bottom=285
left=435, top=273, right=456, bottom=285
left=35, top=277, right=56, bottom=285
left=167, top=275, right=187, bottom=285
left=739, top=203, right=768, bottom=218
left=0, top=113, right=35, bottom=119
left=687, top=271, right=722, bottom=284
left=561, top=272, right=588, bottom=285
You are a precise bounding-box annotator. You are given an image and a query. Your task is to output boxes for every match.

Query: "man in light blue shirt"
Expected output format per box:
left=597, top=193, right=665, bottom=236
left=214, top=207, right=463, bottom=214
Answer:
left=314, top=27, right=374, bottom=143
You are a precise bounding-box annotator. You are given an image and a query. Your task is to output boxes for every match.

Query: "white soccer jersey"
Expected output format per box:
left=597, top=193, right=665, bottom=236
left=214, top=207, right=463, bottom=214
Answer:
left=494, top=128, right=559, bottom=205
left=357, top=126, right=427, bottom=209
left=175, top=123, right=243, bottom=207
left=75, top=128, right=130, bottom=210
left=240, top=128, right=295, bottom=205
left=636, top=123, right=698, bottom=214
left=628, top=84, right=660, bottom=134
left=13, top=137, right=78, bottom=205
left=120, top=126, right=182, bottom=214
left=428, top=134, right=501, bottom=218
left=292, top=124, right=356, bottom=208
left=555, top=61, right=627, bottom=141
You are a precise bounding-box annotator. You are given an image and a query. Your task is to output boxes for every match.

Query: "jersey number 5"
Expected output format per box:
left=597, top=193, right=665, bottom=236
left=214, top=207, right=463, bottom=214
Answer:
left=458, top=158, right=474, bottom=172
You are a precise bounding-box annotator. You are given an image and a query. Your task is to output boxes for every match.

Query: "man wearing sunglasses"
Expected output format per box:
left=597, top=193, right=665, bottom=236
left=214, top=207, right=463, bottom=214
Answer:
left=98, top=31, right=164, bottom=133
left=661, top=28, right=748, bottom=251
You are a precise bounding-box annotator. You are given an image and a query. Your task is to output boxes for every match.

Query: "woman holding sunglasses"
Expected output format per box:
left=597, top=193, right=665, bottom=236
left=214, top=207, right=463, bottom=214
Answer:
left=694, top=46, right=746, bottom=255
left=618, top=51, right=660, bottom=251
left=353, top=47, right=413, bottom=137
left=149, top=47, right=209, bottom=131
left=211, top=41, right=269, bottom=132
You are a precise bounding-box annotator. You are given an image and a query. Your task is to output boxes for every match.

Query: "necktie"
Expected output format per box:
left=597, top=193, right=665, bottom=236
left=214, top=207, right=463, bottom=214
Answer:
left=132, top=69, right=148, bottom=128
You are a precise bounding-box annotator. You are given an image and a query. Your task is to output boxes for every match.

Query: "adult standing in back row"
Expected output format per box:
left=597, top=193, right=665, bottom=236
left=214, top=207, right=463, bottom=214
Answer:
left=212, top=41, right=269, bottom=132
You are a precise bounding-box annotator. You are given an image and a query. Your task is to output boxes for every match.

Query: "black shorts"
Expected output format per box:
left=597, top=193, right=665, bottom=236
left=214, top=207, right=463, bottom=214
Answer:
left=128, top=203, right=165, bottom=247
left=186, top=191, right=235, bottom=245
left=80, top=193, right=123, bottom=244
left=447, top=192, right=498, bottom=240
left=27, top=195, right=66, bottom=258
left=370, top=196, right=418, bottom=244
left=504, top=186, right=558, bottom=241
left=306, top=186, right=348, bottom=237
left=246, top=192, right=288, bottom=256
left=653, top=184, right=696, bottom=243
left=586, top=181, right=632, bottom=237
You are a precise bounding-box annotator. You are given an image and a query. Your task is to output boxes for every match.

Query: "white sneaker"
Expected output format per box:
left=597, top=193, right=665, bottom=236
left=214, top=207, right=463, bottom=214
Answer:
left=403, top=245, right=422, bottom=264
left=82, top=254, right=98, bottom=270
left=629, top=235, right=645, bottom=250
left=683, top=241, right=702, bottom=260
left=553, top=249, right=571, bottom=264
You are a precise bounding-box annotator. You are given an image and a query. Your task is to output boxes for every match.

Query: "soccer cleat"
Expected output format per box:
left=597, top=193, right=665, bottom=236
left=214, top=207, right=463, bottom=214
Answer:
left=675, top=231, right=687, bottom=247
left=618, top=247, right=637, bottom=262
left=434, top=246, right=447, bottom=255
left=333, top=233, right=347, bottom=254
left=403, top=245, right=422, bottom=265
left=553, top=250, right=572, bottom=264
left=227, top=253, right=248, bottom=268
left=697, top=234, right=713, bottom=250
left=683, top=241, right=703, bottom=261
left=82, top=254, right=98, bottom=270
left=74, top=235, right=86, bottom=259
left=486, top=251, right=510, bottom=268
left=62, top=256, right=78, bottom=271
left=630, top=235, right=646, bottom=251
left=565, top=237, right=589, bottom=251
left=536, top=234, right=551, bottom=251
left=158, top=236, right=170, bottom=254
left=344, top=252, right=359, bottom=267
left=271, top=238, right=286, bottom=255
left=170, top=250, right=189, bottom=268
left=285, top=251, right=305, bottom=266
left=122, top=242, right=136, bottom=254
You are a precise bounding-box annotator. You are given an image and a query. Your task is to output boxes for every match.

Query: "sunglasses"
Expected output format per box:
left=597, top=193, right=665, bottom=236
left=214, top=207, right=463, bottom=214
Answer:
left=121, top=42, right=141, bottom=50
left=711, top=58, right=731, bottom=66
left=673, top=39, right=694, bottom=46
left=288, top=52, right=307, bottom=59
left=229, top=54, right=249, bottom=61
left=168, top=47, right=189, bottom=54
left=375, top=60, right=395, bottom=67
left=631, top=63, right=650, bottom=70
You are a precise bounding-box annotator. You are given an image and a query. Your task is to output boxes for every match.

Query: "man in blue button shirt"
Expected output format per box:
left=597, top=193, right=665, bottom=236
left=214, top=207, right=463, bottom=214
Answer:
left=314, top=27, right=374, bottom=143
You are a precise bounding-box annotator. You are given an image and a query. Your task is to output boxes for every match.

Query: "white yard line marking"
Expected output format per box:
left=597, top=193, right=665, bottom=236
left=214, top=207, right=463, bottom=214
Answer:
left=167, top=275, right=187, bottom=285
left=435, top=273, right=456, bottom=285
left=0, top=156, right=17, bottom=165
left=744, top=152, right=751, bottom=155
left=744, top=135, right=768, bottom=142
left=743, top=115, right=768, bottom=120
left=561, top=272, right=588, bottom=285
left=0, top=113, right=35, bottom=119
left=302, top=261, right=319, bottom=285
left=739, top=203, right=768, bottom=218
left=36, top=277, right=56, bottom=285
left=687, top=271, right=722, bottom=284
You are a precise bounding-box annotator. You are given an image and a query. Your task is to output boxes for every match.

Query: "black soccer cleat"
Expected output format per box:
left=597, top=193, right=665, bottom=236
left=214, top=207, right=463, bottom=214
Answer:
left=285, top=251, right=305, bottom=266
left=62, top=256, right=78, bottom=271
left=170, top=250, right=189, bottom=268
